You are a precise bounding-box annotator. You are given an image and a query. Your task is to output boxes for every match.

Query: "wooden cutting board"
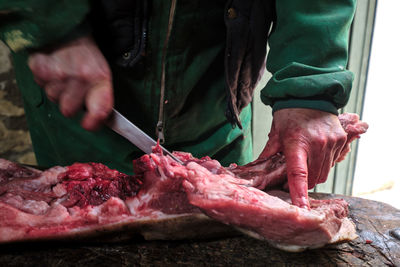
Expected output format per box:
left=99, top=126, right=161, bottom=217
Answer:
left=0, top=193, right=399, bottom=266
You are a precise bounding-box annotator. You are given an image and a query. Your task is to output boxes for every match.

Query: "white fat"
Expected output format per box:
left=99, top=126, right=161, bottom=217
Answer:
left=45, top=203, right=70, bottom=223
left=125, top=197, right=141, bottom=214
left=23, top=166, right=67, bottom=190
left=52, top=183, right=67, bottom=197
left=157, top=166, right=168, bottom=181
left=133, top=210, right=166, bottom=220
left=87, top=205, right=101, bottom=217
left=235, top=227, right=317, bottom=252
left=22, top=200, right=50, bottom=215
left=53, top=195, right=69, bottom=205
left=126, top=192, right=154, bottom=215
left=132, top=212, right=197, bottom=221
left=271, top=243, right=318, bottom=253
left=329, top=218, right=358, bottom=243
left=234, top=217, right=358, bottom=253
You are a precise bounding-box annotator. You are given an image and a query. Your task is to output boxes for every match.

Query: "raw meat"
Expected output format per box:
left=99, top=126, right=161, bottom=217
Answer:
left=183, top=162, right=357, bottom=251
left=0, top=113, right=367, bottom=252
left=0, top=159, right=232, bottom=244
left=228, top=153, right=287, bottom=190
left=143, top=146, right=358, bottom=251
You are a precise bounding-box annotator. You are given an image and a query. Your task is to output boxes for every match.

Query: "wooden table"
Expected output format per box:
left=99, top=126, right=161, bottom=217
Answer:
left=0, top=194, right=399, bottom=266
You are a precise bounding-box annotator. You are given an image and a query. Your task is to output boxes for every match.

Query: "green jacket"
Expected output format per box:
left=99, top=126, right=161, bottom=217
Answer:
left=0, top=0, right=356, bottom=174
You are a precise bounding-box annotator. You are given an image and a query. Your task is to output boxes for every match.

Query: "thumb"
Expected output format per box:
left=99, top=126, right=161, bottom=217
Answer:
left=258, top=121, right=281, bottom=159
left=258, top=126, right=281, bottom=160
left=284, top=144, right=310, bottom=209
left=258, top=138, right=281, bottom=159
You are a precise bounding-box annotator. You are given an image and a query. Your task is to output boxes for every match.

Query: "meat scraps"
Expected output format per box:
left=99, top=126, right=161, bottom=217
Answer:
left=0, top=113, right=367, bottom=251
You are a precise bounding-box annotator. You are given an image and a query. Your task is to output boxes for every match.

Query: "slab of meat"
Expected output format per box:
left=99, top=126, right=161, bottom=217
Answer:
left=182, top=162, right=357, bottom=251
left=0, top=160, right=233, bottom=243
left=0, top=113, right=367, bottom=251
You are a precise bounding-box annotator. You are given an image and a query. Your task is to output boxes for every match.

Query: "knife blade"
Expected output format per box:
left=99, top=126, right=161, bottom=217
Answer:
left=105, top=109, right=183, bottom=164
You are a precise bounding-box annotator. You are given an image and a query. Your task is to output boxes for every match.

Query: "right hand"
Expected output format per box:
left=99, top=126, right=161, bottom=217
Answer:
left=28, top=35, right=113, bottom=130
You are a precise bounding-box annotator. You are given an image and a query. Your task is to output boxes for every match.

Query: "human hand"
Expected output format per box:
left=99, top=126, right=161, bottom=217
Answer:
left=28, top=35, right=113, bottom=130
left=258, top=108, right=347, bottom=209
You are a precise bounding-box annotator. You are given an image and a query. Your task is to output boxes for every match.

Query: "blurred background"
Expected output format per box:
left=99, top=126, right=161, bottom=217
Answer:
left=0, top=41, right=36, bottom=165
left=0, top=0, right=398, bottom=208
left=352, top=0, right=400, bottom=209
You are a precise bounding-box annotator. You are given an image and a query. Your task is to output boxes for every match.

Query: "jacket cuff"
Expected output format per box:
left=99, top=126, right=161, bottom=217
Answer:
left=272, top=99, right=339, bottom=115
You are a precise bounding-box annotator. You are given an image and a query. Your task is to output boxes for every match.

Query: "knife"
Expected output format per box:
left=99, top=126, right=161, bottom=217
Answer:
left=105, top=108, right=183, bottom=164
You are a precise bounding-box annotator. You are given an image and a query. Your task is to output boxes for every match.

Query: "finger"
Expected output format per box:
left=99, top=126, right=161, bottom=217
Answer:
left=332, top=146, right=341, bottom=167
left=258, top=121, right=280, bottom=159
left=308, top=142, right=329, bottom=188
left=258, top=137, right=281, bottom=159
left=317, top=152, right=333, bottom=184
left=258, top=123, right=281, bottom=159
left=81, top=80, right=113, bottom=131
left=336, top=143, right=351, bottom=163
left=28, top=54, right=49, bottom=86
left=59, top=79, right=87, bottom=117
left=28, top=53, right=47, bottom=77
left=306, top=157, right=320, bottom=190
left=284, top=145, right=310, bottom=209
left=335, top=136, right=351, bottom=163
left=28, top=54, right=67, bottom=83
left=332, top=133, right=347, bottom=164
left=332, top=143, right=345, bottom=166
left=44, top=81, right=64, bottom=103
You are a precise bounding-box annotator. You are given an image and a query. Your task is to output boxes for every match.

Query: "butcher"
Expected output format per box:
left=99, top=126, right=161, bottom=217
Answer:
left=0, top=0, right=356, bottom=209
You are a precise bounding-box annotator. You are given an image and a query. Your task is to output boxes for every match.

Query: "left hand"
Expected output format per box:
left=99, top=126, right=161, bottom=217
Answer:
left=258, top=108, right=347, bottom=209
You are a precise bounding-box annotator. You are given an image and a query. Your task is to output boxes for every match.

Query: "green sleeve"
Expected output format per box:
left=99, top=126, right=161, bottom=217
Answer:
left=0, top=0, right=90, bottom=52
left=260, top=0, right=357, bottom=115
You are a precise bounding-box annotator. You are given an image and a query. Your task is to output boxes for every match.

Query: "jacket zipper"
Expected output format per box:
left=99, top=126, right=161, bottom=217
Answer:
left=156, top=0, right=177, bottom=144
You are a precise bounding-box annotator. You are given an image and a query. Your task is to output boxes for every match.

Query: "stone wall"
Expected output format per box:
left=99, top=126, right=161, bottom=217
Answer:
left=0, top=41, right=36, bottom=165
